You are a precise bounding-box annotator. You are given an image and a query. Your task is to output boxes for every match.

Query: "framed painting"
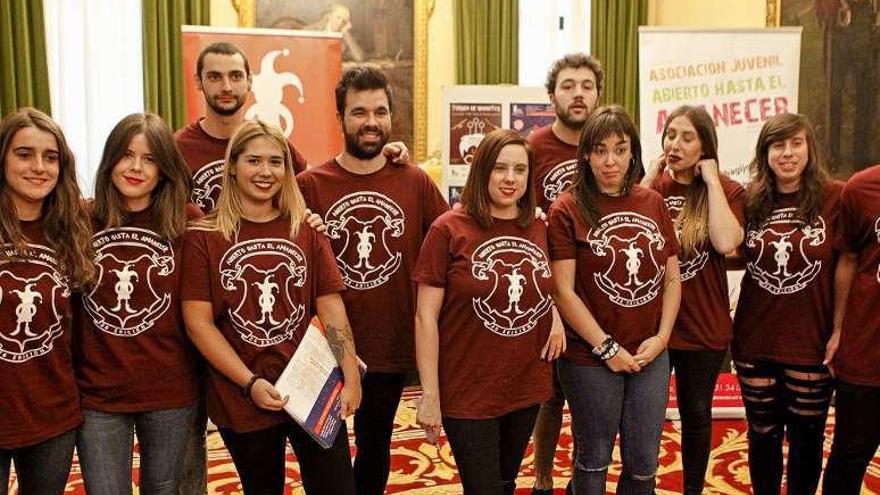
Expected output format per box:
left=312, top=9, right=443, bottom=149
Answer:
left=233, top=0, right=430, bottom=162
left=769, top=0, right=879, bottom=175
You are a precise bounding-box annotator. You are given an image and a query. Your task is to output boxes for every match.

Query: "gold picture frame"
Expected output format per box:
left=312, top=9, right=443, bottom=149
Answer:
left=765, top=0, right=780, bottom=27
left=232, top=0, right=430, bottom=162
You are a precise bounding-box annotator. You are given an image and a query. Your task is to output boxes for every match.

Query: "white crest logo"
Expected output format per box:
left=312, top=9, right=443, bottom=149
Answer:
left=84, top=228, right=174, bottom=337
left=325, top=192, right=404, bottom=290
left=588, top=212, right=667, bottom=307
left=745, top=208, right=826, bottom=295
left=459, top=118, right=486, bottom=165
left=664, top=195, right=709, bottom=281
left=191, top=159, right=225, bottom=211
left=0, top=244, right=68, bottom=363
left=245, top=49, right=305, bottom=139
left=471, top=236, right=553, bottom=337
left=219, top=238, right=307, bottom=347
left=542, top=159, right=579, bottom=203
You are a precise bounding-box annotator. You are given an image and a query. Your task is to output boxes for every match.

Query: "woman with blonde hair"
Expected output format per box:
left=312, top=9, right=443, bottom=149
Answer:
left=0, top=107, right=95, bottom=494
left=73, top=112, right=202, bottom=495
left=180, top=120, right=361, bottom=495
left=643, top=105, right=744, bottom=494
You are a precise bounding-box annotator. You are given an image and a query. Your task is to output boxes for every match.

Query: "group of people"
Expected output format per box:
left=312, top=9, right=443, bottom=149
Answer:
left=0, top=43, right=878, bottom=495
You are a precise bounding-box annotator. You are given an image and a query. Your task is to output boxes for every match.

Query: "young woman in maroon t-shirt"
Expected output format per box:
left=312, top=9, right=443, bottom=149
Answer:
left=72, top=113, right=199, bottom=495
left=548, top=105, right=681, bottom=495
left=180, top=121, right=361, bottom=495
left=732, top=113, right=841, bottom=495
left=642, top=105, right=745, bottom=495
left=414, top=129, right=560, bottom=494
left=0, top=108, right=95, bottom=494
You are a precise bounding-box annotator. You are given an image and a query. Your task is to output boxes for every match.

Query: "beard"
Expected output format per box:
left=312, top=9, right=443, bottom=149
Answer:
left=206, top=93, right=247, bottom=117
left=344, top=126, right=388, bottom=160
left=555, top=103, right=590, bottom=130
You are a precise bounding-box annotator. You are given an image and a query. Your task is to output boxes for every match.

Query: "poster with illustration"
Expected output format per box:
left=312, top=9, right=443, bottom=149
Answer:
left=448, top=103, right=502, bottom=166
left=510, top=103, right=555, bottom=138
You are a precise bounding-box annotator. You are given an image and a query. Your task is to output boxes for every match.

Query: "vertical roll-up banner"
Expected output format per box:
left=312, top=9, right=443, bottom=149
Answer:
left=181, top=26, right=343, bottom=166
left=639, top=27, right=802, bottom=419
left=638, top=27, right=802, bottom=184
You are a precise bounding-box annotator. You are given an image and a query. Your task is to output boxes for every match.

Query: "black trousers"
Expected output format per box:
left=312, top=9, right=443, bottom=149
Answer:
left=443, top=404, right=540, bottom=495
left=823, top=379, right=880, bottom=495
left=353, top=371, right=406, bottom=495
left=218, top=420, right=354, bottom=495
left=670, top=348, right=726, bottom=495
left=735, top=359, right=832, bottom=495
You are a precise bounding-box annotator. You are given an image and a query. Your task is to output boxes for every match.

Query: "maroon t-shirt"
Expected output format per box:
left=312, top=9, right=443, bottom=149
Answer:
left=296, top=159, right=449, bottom=372
left=732, top=181, right=844, bottom=365
left=174, top=119, right=307, bottom=212
left=547, top=186, right=679, bottom=366
left=652, top=174, right=745, bottom=351
left=74, top=205, right=203, bottom=413
left=0, top=220, right=82, bottom=449
left=527, top=125, right=579, bottom=213
left=180, top=216, right=345, bottom=433
left=832, top=165, right=880, bottom=385
left=412, top=209, right=554, bottom=419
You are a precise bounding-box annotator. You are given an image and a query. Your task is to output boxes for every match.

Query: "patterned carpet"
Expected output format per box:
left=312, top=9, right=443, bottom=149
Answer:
left=8, top=390, right=880, bottom=494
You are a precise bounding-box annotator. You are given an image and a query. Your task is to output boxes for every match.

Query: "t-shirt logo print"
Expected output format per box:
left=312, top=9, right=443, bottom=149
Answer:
left=746, top=208, right=825, bottom=295
left=84, top=228, right=173, bottom=337
left=325, top=192, right=404, bottom=290
left=664, top=195, right=709, bottom=281
left=191, top=159, right=225, bottom=211
left=0, top=244, right=69, bottom=363
left=471, top=236, right=553, bottom=337
left=542, top=159, right=579, bottom=202
left=589, top=212, right=667, bottom=307
left=219, top=238, right=306, bottom=347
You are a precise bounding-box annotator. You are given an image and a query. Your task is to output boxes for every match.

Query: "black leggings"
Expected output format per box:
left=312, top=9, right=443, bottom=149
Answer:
left=670, top=349, right=726, bottom=495
left=443, top=405, right=540, bottom=495
left=823, top=379, right=880, bottom=495
left=735, top=359, right=832, bottom=495
left=218, top=420, right=355, bottom=495
left=353, top=371, right=406, bottom=495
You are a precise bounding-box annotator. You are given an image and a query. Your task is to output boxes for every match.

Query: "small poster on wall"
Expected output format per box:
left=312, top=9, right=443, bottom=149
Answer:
left=510, top=103, right=554, bottom=138
left=448, top=103, right=502, bottom=166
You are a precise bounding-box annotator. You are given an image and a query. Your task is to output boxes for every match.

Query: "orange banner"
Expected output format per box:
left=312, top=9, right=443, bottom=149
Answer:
left=181, top=26, right=343, bottom=166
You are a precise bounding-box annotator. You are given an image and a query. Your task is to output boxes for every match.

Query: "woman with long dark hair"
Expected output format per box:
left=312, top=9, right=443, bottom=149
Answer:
left=0, top=108, right=95, bottom=494
left=548, top=105, right=681, bottom=494
left=414, top=128, right=558, bottom=494
left=733, top=113, right=842, bottom=495
left=643, top=105, right=744, bottom=494
left=73, top=113, right=200, bottom=495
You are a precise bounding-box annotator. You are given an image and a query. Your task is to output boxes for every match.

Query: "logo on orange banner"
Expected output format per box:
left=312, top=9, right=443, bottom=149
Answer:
left=181, top=26, right=344, bottom=166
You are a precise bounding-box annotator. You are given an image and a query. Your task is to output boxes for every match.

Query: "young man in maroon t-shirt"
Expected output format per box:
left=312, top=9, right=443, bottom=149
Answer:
left=174, top=42, right=308, bottom=214
left=526, top=53, right=604, bottom=495
left=296, top=67, right=448, bottom=495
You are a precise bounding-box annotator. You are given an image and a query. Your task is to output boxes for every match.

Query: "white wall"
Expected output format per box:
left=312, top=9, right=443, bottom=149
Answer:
left=518, top=0, right=591, bottom=87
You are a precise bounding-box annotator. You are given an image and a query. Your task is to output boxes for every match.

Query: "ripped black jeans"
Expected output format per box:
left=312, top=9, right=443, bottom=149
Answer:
left=734, top=360, right=832, bottom=495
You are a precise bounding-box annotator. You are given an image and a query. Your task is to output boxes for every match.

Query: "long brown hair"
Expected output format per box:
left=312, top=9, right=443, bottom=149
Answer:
left=461, top=129, right=535, bottom=229
left=0, top=108, right=95, bottom=289
left=93, top=113, right=192, bottom=241
left=571, top=105, right=644, bottom=228
left=745, top=113, right=829, bottom=227
left=661, top=106, right=718, bottom=258
left=190, top=120, right=306, bottom=240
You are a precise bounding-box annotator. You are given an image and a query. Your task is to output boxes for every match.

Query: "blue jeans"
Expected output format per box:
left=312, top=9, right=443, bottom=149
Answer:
left=559, top=352, right=670, bottom=495
left=77, top=407, right=196, bottom=495
left=0, top=428, right=76, bottom=495
left=177, top=397, right=207, bottom=495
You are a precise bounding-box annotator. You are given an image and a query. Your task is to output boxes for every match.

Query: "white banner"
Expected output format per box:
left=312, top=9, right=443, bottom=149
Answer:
left=638, top=27, right=802, bottom=184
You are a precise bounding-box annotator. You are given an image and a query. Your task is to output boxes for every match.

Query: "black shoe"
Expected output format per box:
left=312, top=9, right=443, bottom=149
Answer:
left=566, top=481, right=573, bottom=495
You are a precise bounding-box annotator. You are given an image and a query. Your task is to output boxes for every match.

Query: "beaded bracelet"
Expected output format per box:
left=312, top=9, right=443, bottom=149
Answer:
left=591, top=336, right=614, bottom=357
left=599, top=340, right=620, bottom=361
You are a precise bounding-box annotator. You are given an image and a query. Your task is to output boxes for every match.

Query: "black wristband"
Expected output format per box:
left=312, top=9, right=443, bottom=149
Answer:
left=243, top=374, right=261, bottom=400
left=592, top=336, right=614, bottom=357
